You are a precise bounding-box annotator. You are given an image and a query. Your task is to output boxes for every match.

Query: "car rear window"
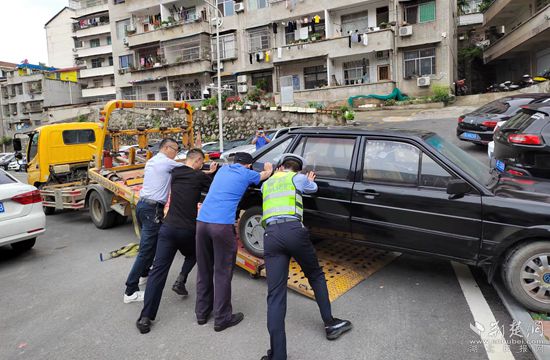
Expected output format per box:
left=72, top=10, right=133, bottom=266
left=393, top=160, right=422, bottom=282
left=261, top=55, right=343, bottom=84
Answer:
left=0, top=171, right=16, bottom=185
left=474, top=99, right=511, bottom=114
left=500, top=110, right=544, bottom=131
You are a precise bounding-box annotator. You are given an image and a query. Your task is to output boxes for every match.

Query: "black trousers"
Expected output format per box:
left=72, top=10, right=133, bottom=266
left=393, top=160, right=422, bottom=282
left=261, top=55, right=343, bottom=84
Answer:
left=195, top=221, right=238, bottom=326
left=140, top=223, right=196, bottom=320
left=264, top=221, right=332, bottom=360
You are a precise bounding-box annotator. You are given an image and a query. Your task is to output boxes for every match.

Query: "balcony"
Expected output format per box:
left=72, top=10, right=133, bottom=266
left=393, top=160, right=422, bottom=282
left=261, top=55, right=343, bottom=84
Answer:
left=127, top=21, right=210, bottom=48
left=129, top=60, right=212, bottom=82
left=484, top=6, right=550, bottom=63
left=273, top=30, right=393, bottom=64
left=483, top=0, right=533, bottom=27
left=74, top=44, right=112, bottom=59
left=74, top=23, right=111, bottom=38
left=396, top=22, right=443, bottom=48
left=71, top=0, right=108, bottom=17
left=80, top=66, right=114, bottom=78
left=82, top=86, right=116, bottom=98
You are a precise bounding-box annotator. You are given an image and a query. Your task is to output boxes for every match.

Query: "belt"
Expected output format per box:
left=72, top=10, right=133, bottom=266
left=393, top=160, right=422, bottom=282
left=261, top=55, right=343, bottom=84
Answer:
left=139, top=198, right=165, bottom=207
left=266, top=218, right=300, bottom=226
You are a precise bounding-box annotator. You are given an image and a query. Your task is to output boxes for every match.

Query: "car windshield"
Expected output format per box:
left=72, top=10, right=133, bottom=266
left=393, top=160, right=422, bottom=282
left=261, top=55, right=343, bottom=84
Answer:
left=474, top=99, right=510, bottom=115
left=425, top=134, right=492, bottom=185
left=202, top=143, right=220, bottom=152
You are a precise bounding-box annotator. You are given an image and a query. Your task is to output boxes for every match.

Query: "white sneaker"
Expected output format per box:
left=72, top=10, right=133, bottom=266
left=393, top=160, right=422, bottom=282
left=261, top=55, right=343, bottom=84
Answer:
left=124, top=291, right=144, bottom=304
left=139, top=277, right=148, bottom=286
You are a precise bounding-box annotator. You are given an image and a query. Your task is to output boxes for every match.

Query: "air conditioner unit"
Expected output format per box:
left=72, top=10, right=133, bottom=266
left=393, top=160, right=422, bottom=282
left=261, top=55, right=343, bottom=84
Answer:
left=376, top=50, right=389, bottom=60
left=212, top=62, right=224, bottom=71
left=234, top=2, right=245, bottom=12
left=237, top=75, right=247, bottom=83
left=237, top=84, right=248, bottom=93
left=417, top=76, right=430, bottom=87
left=123, top=37, right=129, bottom=45
left=399, top=26, right=413, bottom=37
left=127, top=25, right=136, bottom=32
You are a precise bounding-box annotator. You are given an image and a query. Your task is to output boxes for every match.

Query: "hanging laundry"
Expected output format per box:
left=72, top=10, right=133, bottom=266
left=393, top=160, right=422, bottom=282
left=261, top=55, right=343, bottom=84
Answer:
left=249, top=53, right=253, bottom=64
left=363, top=33, right=368, bottom=46
left=313, top=15, right=321, bottom=23
left=300, top=27, right=308, bottom=40
left=294, top=29, right=300, bottom=41
left=303, top=17, right=309, bottom=24
left=265, top=51, right=270, bottom=62
left=351, top=32, right=359, bottom=43
left=358, top=34, right=362, bottom=42
left=258, top=51, right=264, bottom=61
left=272, top=23, right=278, bottom=34
left=256, top=53, right=261, bottom=62
left=277, top=47, right=282, bottom=59
left=348, top=35, right=352, bottom=48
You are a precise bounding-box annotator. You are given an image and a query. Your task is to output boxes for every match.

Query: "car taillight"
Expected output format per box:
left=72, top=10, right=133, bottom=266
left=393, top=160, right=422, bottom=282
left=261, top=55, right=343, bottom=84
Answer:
left=482, top=120, right=498, bottom=128
left=458, top=116, right=464, bottom=123
left=507, top=169, right=526, bottom=177
left=11, top=190, right=42, bottom=205
left=508, top=134, right=542, bottom=145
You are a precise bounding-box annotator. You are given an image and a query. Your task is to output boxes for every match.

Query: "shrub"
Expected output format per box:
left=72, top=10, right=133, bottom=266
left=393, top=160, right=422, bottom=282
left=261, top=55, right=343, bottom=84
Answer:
left=201, top=97, right=217, bottom=108
left=246, top=86, right=265, bottom=103
left=224, top=96, right=241, bottom=108
left=431, top=84, right=451, bottom=104
left=384, top=99, right=396, bottom=106
left=307, top=101, right=324, bottom=110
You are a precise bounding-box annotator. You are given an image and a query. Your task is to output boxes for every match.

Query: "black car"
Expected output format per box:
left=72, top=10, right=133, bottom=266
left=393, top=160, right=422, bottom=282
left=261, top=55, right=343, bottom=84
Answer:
left=456, top=94, right=550, bottom=145
left=236, top=127, right=550, bottom=312
left=493, top=104, right=550, bottom=178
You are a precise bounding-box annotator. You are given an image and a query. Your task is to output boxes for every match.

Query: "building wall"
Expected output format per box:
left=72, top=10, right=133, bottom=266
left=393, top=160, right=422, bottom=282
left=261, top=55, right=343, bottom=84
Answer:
left=46, top=8, right=77, bottom=68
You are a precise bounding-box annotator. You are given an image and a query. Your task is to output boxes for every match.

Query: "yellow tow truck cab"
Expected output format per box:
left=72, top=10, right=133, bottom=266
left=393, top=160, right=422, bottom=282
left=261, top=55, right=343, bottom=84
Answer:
left=25, top=122, right=101, bottom=187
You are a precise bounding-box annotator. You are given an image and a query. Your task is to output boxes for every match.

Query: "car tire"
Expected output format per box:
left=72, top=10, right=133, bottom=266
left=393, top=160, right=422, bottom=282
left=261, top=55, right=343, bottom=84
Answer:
left=43, top=206, right=56, bottom=215
left=11, top=238, right=36, bottom=252
left=502, top=241, right=550, bottom=313
left=238, top=206, right=265, bottom=258
left=89, top=191, right=117, bottom=229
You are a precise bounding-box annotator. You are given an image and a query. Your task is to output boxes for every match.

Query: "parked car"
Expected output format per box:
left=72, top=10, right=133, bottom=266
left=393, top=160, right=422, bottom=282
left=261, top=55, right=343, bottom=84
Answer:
left=220, top=127, right=302, bottom=162
left=0, top=153, right=15, bottom=170
left=492, top=104, right=550, bottom=178
left=456, top=94, right=550, bottom=145
left=0, top=169, right=45, bottom=251
left=237, top=126, right=550, bottom=312
left=8, top=158, right=26, bottom=172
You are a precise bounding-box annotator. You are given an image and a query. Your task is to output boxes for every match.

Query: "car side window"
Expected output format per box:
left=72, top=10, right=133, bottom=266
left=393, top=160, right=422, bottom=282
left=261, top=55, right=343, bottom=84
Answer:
left=420, top=153, right=454, bottom=188
left=252, top=137, right=294, bottom=171
left=363, top=140, right=420, bottom=185
left=292, top=137, right=356, bottom=179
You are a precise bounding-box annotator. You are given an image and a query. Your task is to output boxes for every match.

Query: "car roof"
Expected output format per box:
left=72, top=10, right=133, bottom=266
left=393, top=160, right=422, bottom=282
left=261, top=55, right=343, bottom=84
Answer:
left=287, top=126, right=435, bottom=139
left=505, top=93, right=550, bottom=100
left=521, top=103, right=550, bottom=116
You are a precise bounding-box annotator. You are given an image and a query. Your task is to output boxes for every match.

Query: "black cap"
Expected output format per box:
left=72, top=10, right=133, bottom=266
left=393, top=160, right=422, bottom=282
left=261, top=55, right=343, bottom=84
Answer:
left=234, top=152, right=254, bottom=164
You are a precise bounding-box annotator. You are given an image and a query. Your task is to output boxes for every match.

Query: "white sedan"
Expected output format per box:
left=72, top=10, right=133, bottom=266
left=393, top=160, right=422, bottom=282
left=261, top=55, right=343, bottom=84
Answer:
left=0, top=169, right=45, bottom=251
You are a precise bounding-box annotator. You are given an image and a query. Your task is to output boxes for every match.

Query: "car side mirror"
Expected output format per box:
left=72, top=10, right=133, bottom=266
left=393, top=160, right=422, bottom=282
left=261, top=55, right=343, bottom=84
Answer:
left=13, top=138, right=22, bottom=152
left=446, top=179, right=471, bottom=200
left=15, top=152, right=23, bottom=160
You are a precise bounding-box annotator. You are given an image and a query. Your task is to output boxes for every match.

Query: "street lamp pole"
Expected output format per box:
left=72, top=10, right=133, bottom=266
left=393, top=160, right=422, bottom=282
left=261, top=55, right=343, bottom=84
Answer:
left=203, top=0, right=224, bottom=152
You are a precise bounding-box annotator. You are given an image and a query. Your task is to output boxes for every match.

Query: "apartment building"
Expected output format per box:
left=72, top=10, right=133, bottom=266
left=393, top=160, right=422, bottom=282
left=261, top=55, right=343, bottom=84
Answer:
left=0, top=62, right=18, bottom=142
left=0, top=63, right=82, bottom=133
left=107, top=0, right=456, bottom=104
left=46, top=7, right=77, bottom=68
left=482, top=0, right=550, bottom=82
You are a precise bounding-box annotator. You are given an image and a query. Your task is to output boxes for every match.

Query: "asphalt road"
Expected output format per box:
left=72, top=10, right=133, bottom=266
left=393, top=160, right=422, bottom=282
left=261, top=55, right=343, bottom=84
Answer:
left=0, top=118, right=538, bottom=360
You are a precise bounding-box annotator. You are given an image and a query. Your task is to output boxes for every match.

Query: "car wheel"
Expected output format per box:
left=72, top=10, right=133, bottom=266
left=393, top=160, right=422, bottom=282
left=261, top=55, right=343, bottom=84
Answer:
left=43, top=206, right=56, bottom=215
left=89, top=191, right=117, bottom=229
left=502, top=241, right=550, bottom=312
left=238, top=206, right=265, bottom=258
left=11, top=238, right=36, bottom=251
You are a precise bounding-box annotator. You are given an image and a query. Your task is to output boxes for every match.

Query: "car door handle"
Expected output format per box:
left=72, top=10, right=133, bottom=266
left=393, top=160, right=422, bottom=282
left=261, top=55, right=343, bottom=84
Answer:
left=356, top=189, right=380, bottom=197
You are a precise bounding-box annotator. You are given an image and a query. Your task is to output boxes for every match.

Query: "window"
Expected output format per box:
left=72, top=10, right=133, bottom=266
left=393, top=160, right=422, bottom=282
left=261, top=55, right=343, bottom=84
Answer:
left=376, top=7, right=389, bottom=26
left=116, top=19, right=131, bottom=39
left=28, top=132, right=39, bottom=161
left=119, top=54, right=134, bottom=69
left=93, top=78, right=103, bottom=88
left=285, top=25, right=295, bottom=45
left=212, top=33, right=236, bottom=60
left=114, top=0, right=125, bottom=4
left=364, top=141, right=420, bottom=184
left=221, top=77, right=237, bottom=96
left=344, top=59, right=369, bottom=85
left=248, top=0, right=267, bottom=10
left=159, top=86, right=168, bottom=100
left=292, top=137, right=355, bottom=179
left=304, top=65, right=327, bottom=89
left=420, top=153, right=454, bottom=188
left=172, top=78, right=202, bottom=100
left=147, top=94, right=155, bottom=100
left=341, top=11, right=369, bottom=34
left=62, top=130, right=96, bottom=145
left=107, top=36, right=112, bottom=45
left=403, top=48, right=436, bottom=78
left=252, top=137, right=294, bottom=171
left=251, top=71, right=273, bottom=92
left=74, top=39, right=83, bottom=48
left=404, top=1, right=435, bottom=24
left=108, top=56, right=113, bottom=66
left=378, top=65, right=390, bottom=81
left=248, top=27, right=270, bottom=52
left=217, top=0, right=235, bottom=16
left=91, top=58, right=103, bottom=68
left=90, top=38, right=101, bottom=48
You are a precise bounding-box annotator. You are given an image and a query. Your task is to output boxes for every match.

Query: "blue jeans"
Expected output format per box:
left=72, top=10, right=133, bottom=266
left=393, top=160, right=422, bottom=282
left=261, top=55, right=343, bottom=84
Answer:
left=125, top=200, right=162, bottom=295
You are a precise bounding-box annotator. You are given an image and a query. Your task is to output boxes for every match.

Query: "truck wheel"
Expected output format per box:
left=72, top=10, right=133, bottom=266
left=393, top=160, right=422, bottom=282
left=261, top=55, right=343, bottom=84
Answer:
left=89, top=191, right=116, bottom=229
left=43, top=207, right=55, bottom=215
left=238, top=206, right=265, bottom=258
left=502, top=241, right=550, bottom=313
left=11, top=238, right=36, bottom=251
left=116, top=214, right=128, bottom=226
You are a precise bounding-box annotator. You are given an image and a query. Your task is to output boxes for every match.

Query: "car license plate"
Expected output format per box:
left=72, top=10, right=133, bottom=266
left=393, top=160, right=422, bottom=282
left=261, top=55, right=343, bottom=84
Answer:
left=462, top=132, right=480, bottom=140
left=0, top=202, right=4, bottom=213
left=495, top=160, right=505, bottom=172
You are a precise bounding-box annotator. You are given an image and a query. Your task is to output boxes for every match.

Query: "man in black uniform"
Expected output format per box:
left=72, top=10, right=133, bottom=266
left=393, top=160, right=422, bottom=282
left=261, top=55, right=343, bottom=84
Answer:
left=136, top=149, right=218, bottom=334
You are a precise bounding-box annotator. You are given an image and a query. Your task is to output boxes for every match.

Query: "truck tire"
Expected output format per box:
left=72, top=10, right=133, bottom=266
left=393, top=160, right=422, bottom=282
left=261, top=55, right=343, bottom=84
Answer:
left=238, top=206, right=265, bottom=258
left=502, top=241, right=550, bottom=313
left=43, top=206, right=56, bottom=215
left=89, top=190, right=117, bottom=229
left=11, top=238, right=36, bottom=252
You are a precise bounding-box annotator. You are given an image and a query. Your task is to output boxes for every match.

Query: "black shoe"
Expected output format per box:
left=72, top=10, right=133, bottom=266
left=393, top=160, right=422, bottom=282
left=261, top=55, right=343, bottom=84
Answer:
left=197, top=313, right=211, bottom=325
left=325, top=317, right=352, bottom=340
left=214, top=312, right=244, bottom=332
left=136, top=317, right=152, bottom=334
left=260, top=357, right=269, bottom=360
left=172, top=281, right=188, bottom=296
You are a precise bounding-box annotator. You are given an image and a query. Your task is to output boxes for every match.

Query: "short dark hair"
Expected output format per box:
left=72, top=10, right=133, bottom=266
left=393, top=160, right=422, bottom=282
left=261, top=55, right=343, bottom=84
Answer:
left=187, top=148, right=205, bottom=161
left=282, top=159, right=301, bottom=172
left=159, top=138, right=178, bottom=150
